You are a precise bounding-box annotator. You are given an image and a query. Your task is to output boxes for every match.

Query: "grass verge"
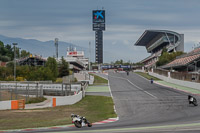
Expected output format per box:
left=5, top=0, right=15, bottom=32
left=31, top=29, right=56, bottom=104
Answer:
left=135, top=72, right=160, bottom=81
left=0, top=95, right=117, bottom=130
left=25, top=97, right=47, bottom=104
left=90, top=74, right=108, bottom=85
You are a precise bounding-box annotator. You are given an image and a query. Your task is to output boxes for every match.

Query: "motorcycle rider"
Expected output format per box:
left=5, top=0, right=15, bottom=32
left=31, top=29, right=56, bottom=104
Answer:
left=127, top=71, right=129, bottom=75
left=188, top=95, right=198, bottom=106
left=71, top=114, right=92, bottom=128
left=150, top=78, right=153, bottom=84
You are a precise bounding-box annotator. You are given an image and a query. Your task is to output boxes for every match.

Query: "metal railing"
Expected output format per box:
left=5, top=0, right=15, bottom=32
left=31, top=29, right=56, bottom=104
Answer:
left=0, top=81, right=86, bottom=101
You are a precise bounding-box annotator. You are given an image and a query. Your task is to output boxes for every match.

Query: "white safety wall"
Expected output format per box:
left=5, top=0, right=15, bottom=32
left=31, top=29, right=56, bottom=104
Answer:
left=149, top=72, right=200, bottom=90
left=0, top=101, right=11, bottom=110
left=53, top=91, right=83, bottom=106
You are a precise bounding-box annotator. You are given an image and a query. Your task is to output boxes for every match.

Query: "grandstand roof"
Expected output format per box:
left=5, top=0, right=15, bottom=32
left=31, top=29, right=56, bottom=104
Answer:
left=134, top=30, right=180, bottom=46
left=162, top=47, right=200, bottom=69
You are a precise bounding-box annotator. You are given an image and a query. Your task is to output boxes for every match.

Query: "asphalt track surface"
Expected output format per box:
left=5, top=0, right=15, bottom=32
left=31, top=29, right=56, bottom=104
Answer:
left=9, top=72, right=200, bottom=133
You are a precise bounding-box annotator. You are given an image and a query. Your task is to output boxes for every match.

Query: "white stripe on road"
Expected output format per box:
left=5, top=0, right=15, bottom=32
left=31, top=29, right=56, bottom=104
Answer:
left=109, top=75, right=157, bottom=99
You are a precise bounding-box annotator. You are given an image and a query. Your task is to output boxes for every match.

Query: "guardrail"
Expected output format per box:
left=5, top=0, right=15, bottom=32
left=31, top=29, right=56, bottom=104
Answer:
left=0, top=82, right=82, bottom=101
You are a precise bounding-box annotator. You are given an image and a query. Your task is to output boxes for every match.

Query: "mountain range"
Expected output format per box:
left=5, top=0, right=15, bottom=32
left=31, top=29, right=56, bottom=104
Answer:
left=0, top=34, right=149, bottom=63
left=0, top=34, right=89, bottom=59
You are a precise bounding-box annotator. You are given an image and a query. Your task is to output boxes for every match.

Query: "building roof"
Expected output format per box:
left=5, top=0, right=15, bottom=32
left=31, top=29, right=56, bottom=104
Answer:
left=134, top=30, right=180, bottom=47
left=162, top=47, right=200, bottom=68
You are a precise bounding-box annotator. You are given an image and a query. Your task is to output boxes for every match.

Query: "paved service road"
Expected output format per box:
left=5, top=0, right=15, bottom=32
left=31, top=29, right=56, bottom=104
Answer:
left=11, top=72, right=200, bottom=133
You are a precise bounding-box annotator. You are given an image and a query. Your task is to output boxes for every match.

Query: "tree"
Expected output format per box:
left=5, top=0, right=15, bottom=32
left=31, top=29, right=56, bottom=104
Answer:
left=59, top=56, right=69, bottom=77
left=0, top=40, right=31, bottom=62
left=156, top=50, right=184, bottom=67
left=115, top=59, right=123, bottom=65
left=46, top=57, right=58, bottom=81
left=21, top=50, right=30, bottom=58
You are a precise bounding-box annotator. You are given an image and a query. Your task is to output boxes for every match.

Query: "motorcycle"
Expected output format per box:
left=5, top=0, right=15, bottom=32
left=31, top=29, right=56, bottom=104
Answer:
left=150, top=78, right=153, bottom=84
left=71, top=114, right=92, bottom=128
left=127, top=71, right=129, bottom=76
left=188, top=95, right=198, bottom=106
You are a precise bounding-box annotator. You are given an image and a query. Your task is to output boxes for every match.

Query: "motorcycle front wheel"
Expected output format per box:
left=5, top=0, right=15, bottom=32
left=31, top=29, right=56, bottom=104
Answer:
left=193, top=102, right=198, bottom=106
left=74, top=121, right=82, bottom=128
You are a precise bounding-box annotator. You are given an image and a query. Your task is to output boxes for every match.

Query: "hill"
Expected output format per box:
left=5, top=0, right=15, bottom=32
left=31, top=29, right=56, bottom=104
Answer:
left=0, top=35, right=88, bottom=58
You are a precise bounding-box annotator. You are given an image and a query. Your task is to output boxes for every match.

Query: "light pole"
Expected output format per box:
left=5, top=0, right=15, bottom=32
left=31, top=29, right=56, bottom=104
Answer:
left=13, top=43, right=18, bottom=100
left=89, top=41, right=91, bottom=71
left=13, top=43, right=18, bottom=81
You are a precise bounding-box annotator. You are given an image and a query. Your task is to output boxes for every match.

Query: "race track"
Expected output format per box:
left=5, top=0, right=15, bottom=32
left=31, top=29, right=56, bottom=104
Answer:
left=10, top=72, right=200, bottom=133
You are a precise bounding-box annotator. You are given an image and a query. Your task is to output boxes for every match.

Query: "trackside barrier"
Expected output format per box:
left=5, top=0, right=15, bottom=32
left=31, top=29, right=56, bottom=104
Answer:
left=0, top=101, right=11, bottom=110
left=11, top=99, right=25, bottom=109
left=18, top=99, right=25, bottom=109
left=0, top=99, right=25, bottom=110
left=149, top=72, right=200, bottom=90
left=11, top=100, right=18, bottom=109
left=52, top=98, right=56, bottom=107
left=52, top=91, right=83, bottom=107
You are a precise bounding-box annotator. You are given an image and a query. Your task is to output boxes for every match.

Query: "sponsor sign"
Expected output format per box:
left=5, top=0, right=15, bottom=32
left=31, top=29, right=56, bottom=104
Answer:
left=93, top=10, right=105, bottom=23
left=67, top=51, right=84, bottom=57
left=93, top=23, right=105, bottom=31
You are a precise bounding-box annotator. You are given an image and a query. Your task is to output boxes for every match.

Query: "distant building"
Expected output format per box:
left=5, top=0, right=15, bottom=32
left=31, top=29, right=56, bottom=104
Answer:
left=134, top=30, right=184, bottom=69
left=18, top=54, right=46, bottom=66
left=162, top=47, right=200, bottom=73
left=65, top=47, right=89, bottom=72
left=0, top=61, right=6, bottom=67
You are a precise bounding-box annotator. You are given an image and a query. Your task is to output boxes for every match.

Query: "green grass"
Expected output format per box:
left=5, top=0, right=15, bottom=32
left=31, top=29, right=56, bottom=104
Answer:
left=135, top=72, right=160, bottom=81
left=25, top=97, right=47, bottom=104
left=90, top=74, right=108, bottom=85
left=0, top=95, right=117, bottom=130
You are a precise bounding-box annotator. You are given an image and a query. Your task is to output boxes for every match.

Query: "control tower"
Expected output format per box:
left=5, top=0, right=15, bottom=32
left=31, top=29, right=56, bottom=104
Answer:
left=92, top=10, right=105, bottom=64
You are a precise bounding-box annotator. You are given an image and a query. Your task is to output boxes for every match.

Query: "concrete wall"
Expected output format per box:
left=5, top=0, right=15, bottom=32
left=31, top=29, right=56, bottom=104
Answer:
left=149, top=72, right=200, bottom=90
left=134, top=69, right=145, bottom=73
left=0, top=101, right=11, bottom=110
left=52, top=91, right=83, bottom=106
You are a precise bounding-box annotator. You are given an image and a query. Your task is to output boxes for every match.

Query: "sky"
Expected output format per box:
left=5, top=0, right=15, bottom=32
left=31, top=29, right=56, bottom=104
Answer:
left=0, top=0, right=200, bottom=63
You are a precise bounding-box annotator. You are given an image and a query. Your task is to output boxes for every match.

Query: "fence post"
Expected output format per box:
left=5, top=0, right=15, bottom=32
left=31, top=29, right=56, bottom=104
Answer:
left=40, top=85, right=43, bottom=97
left=65, top=84, right=67, bottom=96
left=15, top=81, right=18, bottom=100
left=11, top=87, right=13, bottom=100
left=69, top=84, right=71, bottom=96
left=62, top=83, right=64, bottom=96
left=36, top=83, right=38, bottom=98
left=26, top=86, right=28, bottom=102
left=0, top=83, right=1, bottom=101
left=27, top=84, right=29, bottom=100
left=168, top=72, right=171, bottom=78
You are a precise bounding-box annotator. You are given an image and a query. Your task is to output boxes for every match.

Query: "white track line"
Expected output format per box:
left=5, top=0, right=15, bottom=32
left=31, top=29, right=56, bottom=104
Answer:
left=98, top=73, right=119, bottom=119
left=109, top=75, right=157, bottom=99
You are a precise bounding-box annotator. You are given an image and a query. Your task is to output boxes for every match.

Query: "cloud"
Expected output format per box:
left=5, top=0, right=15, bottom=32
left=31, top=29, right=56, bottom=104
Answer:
left=111, top=41, right=117, bottom=45
left=1, top=0, right=200, bottom=62
left=123, top=40, right=130, bottom=45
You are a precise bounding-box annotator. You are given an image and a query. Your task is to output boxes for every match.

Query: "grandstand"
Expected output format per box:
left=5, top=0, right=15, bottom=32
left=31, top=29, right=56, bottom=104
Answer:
left=18, top=54, right=46, bottom=66
left=134, top=30, right=184, bottom=69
